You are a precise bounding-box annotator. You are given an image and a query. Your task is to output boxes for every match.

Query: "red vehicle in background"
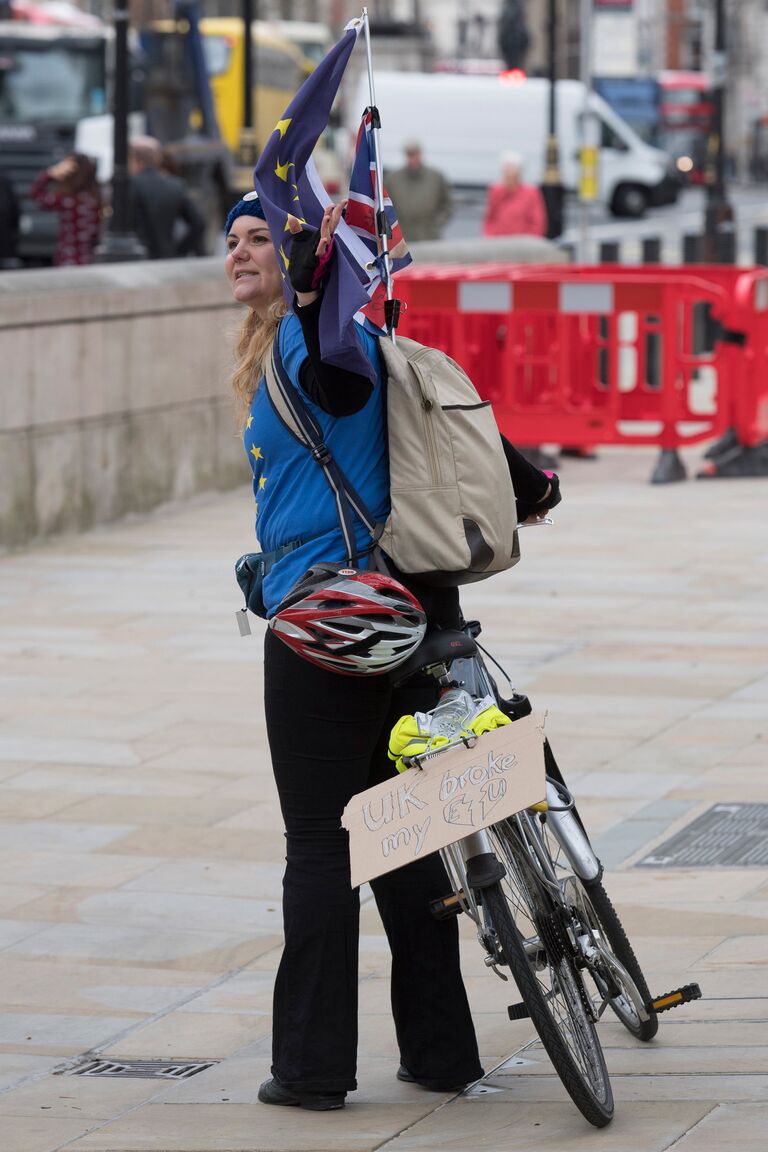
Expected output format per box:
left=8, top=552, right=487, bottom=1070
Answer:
left=656, top=70, right=714, bottom=185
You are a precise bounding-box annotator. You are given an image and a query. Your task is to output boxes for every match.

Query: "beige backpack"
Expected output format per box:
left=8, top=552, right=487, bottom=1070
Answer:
left=265, top=327, right=519, bottom=586
left=377, top=336, right=519, bottom=584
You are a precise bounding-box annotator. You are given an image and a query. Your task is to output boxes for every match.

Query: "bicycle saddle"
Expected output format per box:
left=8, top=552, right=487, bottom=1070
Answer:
left=392, top=628, right=478, bottom=684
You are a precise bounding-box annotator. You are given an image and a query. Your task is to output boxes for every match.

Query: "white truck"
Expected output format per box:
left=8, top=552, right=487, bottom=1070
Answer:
left=349, top=72, right=680, bottom=218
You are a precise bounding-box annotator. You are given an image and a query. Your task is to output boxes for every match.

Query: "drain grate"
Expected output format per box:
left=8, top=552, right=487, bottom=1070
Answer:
left=636, top=803, right=768, bottom=868
left=70, top=1059, right=218, bottom=1081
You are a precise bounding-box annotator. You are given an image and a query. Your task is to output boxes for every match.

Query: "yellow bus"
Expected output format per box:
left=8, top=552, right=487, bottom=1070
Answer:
left=146, top=17, right=304, bottom=155
left=199, top=18, right=304, bottom=154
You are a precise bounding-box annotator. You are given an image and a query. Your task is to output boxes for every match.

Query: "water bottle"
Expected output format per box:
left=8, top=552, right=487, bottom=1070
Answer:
left=428, top=686, right=478, bottom=740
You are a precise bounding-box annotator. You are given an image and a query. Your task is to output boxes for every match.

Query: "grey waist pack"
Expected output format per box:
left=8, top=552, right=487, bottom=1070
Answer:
left=264, top=326, right=519, bottom=587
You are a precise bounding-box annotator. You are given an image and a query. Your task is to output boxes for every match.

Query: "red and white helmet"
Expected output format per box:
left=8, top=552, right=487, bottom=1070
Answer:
left=269, top=565, right=427, bottom=676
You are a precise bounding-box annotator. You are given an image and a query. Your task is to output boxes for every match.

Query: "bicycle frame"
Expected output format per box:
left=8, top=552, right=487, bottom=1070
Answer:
left=437, top=642, right=602, bottom=882
left=427, top=641, right=650, bottom=1023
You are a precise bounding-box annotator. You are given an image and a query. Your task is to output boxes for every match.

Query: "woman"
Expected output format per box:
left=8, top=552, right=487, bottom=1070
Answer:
left=225, top=192, right=558, bottom=1111
left=482, top=151, right=547, bottom=239
left=30, top=153, right=101, bottom=266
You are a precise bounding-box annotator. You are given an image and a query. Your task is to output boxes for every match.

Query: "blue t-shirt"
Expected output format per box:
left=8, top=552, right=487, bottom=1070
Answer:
left=243, top=314, right=390, bottom=616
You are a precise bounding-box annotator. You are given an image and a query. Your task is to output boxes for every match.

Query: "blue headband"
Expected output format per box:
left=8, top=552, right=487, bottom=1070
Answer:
left=224, top=191, right=266, bottom=236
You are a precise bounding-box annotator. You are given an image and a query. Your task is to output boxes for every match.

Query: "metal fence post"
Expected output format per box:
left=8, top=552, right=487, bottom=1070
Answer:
left=642, top=236, right=662, bottom=263
left=598, top=240, right=620, bottom=264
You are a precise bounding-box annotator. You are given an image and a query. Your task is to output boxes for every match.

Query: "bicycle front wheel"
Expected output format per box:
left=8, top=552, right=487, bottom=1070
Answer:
left=582, top=878, right=658, bottom=1041
left=482, top=877, right=614, bottom=1128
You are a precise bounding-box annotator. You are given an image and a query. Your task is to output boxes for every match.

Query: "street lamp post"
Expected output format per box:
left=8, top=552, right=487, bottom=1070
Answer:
left=577, top=0, right=597, bottom=263
left=243, top=0, right=254, bottom=137
left=95, top=1, right=145, bottom=261
left=541, top=0, right=564, bottom=239
left=702, top=0, right=734, bottom=261
left=234, top=0, right=260, bottom=188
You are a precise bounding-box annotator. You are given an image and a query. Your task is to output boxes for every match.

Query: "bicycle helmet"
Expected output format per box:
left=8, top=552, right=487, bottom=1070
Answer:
left=269, top=564, right=427, bottom=676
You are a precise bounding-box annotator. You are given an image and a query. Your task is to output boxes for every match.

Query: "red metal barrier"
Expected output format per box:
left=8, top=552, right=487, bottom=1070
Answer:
left=727, top=269, right=768, bottom=448
left=395, top=263, right=768, bottom=453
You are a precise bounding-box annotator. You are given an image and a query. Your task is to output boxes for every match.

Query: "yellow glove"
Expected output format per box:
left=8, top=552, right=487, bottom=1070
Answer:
left=388, top=714, right=450, bottom=773
left=467, top=704, right=511, bottom=736
left=388, top=704, right=511, bottom=774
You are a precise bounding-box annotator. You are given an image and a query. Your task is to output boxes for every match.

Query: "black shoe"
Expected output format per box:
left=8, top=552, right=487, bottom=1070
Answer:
left=258, top=1077, right=345, bottom=1111
left=396, top=1064, right=468, bottom=1093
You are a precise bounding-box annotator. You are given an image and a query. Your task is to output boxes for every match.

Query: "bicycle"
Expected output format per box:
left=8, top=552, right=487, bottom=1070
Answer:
left=389, top=606, right=701, bottom=1128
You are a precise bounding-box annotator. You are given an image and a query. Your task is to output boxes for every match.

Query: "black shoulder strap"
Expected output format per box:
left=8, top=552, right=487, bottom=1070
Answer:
left=265, top=324, right=380, bottom=566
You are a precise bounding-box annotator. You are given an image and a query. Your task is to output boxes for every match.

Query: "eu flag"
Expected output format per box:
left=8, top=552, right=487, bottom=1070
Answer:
left=253, top=19, right=376, bottom=381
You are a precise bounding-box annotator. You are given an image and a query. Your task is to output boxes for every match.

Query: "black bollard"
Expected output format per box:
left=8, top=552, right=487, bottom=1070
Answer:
left=682, top=233, right=703, bottom=264
left=599, top=240, right=620, bottom=264
left=755, top=225, right=768, bottom=266
left=642, top=236, right=662, bottom=263
left=714, top=228, right=737, bottom=264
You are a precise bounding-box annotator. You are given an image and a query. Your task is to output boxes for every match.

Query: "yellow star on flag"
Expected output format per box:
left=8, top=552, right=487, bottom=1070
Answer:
left=250, top=445, right=263, bottom=460
left=285, top=212, right=306, bottom=231
left=259, top=476, right=267, bottom=489
left=246, top=415, right=253, bottom=429
left=275, top=118, right=291, bottom=139
left=275, top=158, right=295, bottom=182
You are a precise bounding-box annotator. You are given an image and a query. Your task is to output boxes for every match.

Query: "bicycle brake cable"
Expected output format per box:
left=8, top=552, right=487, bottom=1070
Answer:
left=475, top=639, right=514, bottom=692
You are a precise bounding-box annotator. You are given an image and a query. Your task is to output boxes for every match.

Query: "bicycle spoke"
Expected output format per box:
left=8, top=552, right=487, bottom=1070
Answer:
left=486, top=822, right=612, bottom=1107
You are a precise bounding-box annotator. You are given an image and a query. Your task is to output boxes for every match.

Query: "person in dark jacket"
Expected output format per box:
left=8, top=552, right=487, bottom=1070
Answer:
left=128, top=136, right=206, bottom=259
left=0, top=171, right=20, bottom=267
left=384, top=141, right=453, bottom=241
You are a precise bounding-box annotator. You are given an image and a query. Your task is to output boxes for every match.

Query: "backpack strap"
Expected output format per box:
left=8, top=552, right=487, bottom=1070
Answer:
left=264, top=324, right=380, bottom=567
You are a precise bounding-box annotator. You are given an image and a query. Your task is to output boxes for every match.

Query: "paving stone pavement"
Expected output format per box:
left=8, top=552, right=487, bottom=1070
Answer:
left=1, top=445, right=767, bottom=1152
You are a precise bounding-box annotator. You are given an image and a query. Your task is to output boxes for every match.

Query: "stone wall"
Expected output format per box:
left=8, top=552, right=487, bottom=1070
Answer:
left=0, top=259, right=248, bottom=549
left=0, top=242, right=566, bottom=550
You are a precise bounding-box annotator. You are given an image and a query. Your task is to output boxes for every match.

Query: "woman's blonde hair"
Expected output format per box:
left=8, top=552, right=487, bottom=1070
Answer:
left=231, top=298, right=288, bottom=423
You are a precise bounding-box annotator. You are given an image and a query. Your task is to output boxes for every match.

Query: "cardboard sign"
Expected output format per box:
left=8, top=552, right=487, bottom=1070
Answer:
left=341, top=713, right=546, bottom=887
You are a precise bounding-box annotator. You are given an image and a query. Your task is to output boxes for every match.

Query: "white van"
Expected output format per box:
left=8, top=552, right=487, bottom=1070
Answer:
left=349, top=72, right=680, bottom=218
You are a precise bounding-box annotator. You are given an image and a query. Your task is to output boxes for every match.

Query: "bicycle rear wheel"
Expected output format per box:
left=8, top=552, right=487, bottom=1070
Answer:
left=481, top=846, right=614, bottom=1127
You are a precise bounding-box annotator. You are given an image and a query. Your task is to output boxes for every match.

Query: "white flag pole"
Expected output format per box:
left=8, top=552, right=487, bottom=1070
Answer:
left=362, top=7, right=397, bottom=341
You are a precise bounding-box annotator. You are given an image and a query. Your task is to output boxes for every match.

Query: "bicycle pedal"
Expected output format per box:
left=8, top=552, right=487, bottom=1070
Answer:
left=647, top=983, right=703, bottom=1014
left=507, top=1002, right=531, bottom=1021
left=429, top=892, right=464, bottom=921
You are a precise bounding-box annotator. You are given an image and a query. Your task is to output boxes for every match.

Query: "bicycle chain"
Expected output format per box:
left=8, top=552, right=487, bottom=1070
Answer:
left=537, top=909, right=569, bottom=965
left=538, top=905, right=597, bottom=1022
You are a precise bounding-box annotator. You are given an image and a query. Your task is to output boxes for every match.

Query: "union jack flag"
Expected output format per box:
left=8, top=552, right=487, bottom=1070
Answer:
left=346, top=107, right=412, bottom=334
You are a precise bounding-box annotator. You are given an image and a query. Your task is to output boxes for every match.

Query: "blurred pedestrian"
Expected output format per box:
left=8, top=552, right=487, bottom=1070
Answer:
left=384, top=140, right=453, bottom=242
left=30, top=153, right=102, bottom=266
left=482, top=151, right=546, bottom=238
left=128, top=135, right=206, bottom=259
left=0, top=170, right=20, bottom=268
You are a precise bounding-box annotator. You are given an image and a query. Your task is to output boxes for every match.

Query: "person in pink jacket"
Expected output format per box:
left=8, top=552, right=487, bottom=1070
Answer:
left=482, top=151, right=546, bottom=237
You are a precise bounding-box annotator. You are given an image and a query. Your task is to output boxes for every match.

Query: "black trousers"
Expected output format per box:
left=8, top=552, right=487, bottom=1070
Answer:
left=263, top=627, right=483, bottom=1094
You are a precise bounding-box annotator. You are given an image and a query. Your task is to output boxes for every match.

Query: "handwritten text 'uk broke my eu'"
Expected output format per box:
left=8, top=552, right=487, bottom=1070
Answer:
left=361, top=748, right=517, bottom=861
